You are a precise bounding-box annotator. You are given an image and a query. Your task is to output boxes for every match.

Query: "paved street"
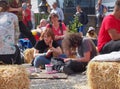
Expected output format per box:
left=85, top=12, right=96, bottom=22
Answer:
left=30, top=72, right=89, bottom=89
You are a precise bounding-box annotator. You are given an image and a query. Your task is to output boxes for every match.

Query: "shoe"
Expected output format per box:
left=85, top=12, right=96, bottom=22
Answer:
left=63, top=66, right=74, bottom=75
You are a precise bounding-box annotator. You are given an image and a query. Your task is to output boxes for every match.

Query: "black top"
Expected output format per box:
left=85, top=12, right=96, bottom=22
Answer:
left=34, top=40, right=59, bottom=53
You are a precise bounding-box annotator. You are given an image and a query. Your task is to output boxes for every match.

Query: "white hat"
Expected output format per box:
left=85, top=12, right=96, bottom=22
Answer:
left=87, top=26, right=95, bottom=32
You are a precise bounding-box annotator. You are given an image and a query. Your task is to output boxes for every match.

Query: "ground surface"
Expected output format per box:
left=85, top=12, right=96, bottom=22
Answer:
left=30, top=72, right=89, bottom=89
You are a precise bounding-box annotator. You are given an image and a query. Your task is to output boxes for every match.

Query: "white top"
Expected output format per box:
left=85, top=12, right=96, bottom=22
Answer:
left=0, top=12, right=20, bottom=54
left=51, top=7, right=64, bottom=21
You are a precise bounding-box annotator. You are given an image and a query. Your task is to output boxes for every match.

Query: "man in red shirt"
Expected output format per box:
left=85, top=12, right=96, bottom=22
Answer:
left=97, top=0, right=120, bottom=54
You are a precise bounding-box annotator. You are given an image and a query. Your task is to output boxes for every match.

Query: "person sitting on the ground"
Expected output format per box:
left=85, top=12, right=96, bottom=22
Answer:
left=86, top=26, right=98, bottom=46
left=33, top=28, right=62, bottom=72
left=36, top=19, right=48, bottom=33
left=31, top=19, right=48, bottom=41
left=53, top=33, right=97, bottom=75
left=97, top=0, right=120, bottom=54
left=0, top=1, right=22, bottom=64
left=46, top=13, right=68, bottom=46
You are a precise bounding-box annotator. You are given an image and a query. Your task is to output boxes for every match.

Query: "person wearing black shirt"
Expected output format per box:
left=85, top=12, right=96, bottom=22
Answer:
left=33, top=28, right=62, bottom=72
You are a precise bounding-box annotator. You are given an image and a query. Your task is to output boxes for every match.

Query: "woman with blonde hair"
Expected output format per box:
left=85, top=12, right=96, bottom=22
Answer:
left=33, top=28, right=62, bottom=72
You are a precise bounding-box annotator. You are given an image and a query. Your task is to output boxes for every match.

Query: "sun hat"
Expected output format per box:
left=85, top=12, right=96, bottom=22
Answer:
left=87, top=26, right=95, bottom=32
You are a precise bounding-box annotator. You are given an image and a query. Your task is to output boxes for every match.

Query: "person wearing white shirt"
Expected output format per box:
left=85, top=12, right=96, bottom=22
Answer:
left=51, top=2, right=64, bottom=22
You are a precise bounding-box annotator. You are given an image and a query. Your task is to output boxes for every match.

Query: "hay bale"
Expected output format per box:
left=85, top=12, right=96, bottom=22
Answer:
left=24, top=48, right=34, bottom=63
left=87, top=61, right=120, bottom=89
left=0, top=65, right=30, bottom=89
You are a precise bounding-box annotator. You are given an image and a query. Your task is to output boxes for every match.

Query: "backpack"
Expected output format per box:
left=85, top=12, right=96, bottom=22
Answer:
left=18, top=38, right=33, bottom=52
left=79, top=12, right=88, bottom=25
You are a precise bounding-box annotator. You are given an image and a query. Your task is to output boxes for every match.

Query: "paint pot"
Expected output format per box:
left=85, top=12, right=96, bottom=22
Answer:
left=45, top=64, right=53, bottom=73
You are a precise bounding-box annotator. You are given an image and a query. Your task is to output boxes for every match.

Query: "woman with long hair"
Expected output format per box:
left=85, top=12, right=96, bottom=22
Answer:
left=61, top=33, right=97, bottom=75
left=33, top=28, right=62, bottom=72
left=46, top=13, right=68, bottom=46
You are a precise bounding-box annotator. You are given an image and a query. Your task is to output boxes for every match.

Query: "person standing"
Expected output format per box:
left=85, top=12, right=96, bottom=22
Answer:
left=0, top=0, right=22, bottom=64
left=38, top=0, right=49, bottom=13
left=51, top=2, right=64, bottom=22
left=74, top=5, right=88, bottom=36
left=27, top=3, right=35, bottom=29
left=95, top=0, right=107, bottom=27
left=97, top=0, right=120, bottom=54
left=7, top=0, right=36, bottom=46
left=22, top=2, right=33, bottom=30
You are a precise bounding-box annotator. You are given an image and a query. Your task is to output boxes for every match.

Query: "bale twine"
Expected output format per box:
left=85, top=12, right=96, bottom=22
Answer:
left=24, top=48, right=34, bottom=63
left=87, top=61, right=120, bottom=89
left=0, top=65, right=30, bottom=89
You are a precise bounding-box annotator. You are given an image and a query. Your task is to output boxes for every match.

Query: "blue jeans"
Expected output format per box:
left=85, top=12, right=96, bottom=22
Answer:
left=34, top=55, right=51, bottom=68
left=78, top=25, right=86, bottom=36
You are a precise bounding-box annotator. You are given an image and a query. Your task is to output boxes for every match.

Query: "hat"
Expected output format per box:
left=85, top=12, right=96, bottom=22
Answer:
left=87, top=27, right=95, bottom=32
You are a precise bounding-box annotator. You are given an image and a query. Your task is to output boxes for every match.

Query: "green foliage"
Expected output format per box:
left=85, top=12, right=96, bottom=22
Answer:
left=68, top=16, right=82, bottom=33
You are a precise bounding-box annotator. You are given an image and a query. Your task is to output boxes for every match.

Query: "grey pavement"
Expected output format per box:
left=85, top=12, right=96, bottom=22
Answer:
left=30, top=72, right=89, bottom=89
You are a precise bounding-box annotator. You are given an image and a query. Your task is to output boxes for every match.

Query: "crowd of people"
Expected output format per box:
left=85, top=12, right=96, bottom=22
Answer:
left=0, top=0, right=120, bottom=75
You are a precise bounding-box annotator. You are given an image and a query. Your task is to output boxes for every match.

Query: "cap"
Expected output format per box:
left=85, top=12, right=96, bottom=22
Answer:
left=87, top=26, right=95, bottom=32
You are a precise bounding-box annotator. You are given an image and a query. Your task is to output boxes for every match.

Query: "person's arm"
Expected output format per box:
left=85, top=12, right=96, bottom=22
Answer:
left=55, top=23, right=68, bottom=40
left=50, top=46, right=62, bottom=57
left=33, top=48, right=47, bottom=57
left=64, top=51, right=91, bottom=62
left=76, top=51, right=91, bottom=62
left=9, top=7, right=22, bottom=12
left=108, top=29, right=120, bottom=40
left=49, top=40, right=62, bottom=56
left=96, top=4, right=100, bottom=11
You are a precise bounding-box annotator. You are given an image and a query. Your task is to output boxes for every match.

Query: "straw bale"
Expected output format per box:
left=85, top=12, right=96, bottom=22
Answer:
left=0, top=65, right=30, bottom=89
left=87, top=61, right=120, bottom=89
left=24, top=48, right=34, bottom=63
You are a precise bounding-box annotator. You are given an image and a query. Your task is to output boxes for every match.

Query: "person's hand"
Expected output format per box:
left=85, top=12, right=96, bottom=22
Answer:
left=55, top=36, right=61, bottom=40
left=46, top=49, right=53, bottom=58
left=49, top=47, right=55, bottom=52
left=49, top=40, right=53, bottom=48
left=64, top=58, right=71, bottom=62
left=18, top=7, right=22, bottom=12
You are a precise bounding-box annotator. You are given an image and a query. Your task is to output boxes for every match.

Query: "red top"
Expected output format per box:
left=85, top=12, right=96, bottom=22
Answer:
left=22, top=8, right=31, bottom=26
left=98, top=15, right=120, bottom=52
left=46, top=23, right=67, bottom=36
